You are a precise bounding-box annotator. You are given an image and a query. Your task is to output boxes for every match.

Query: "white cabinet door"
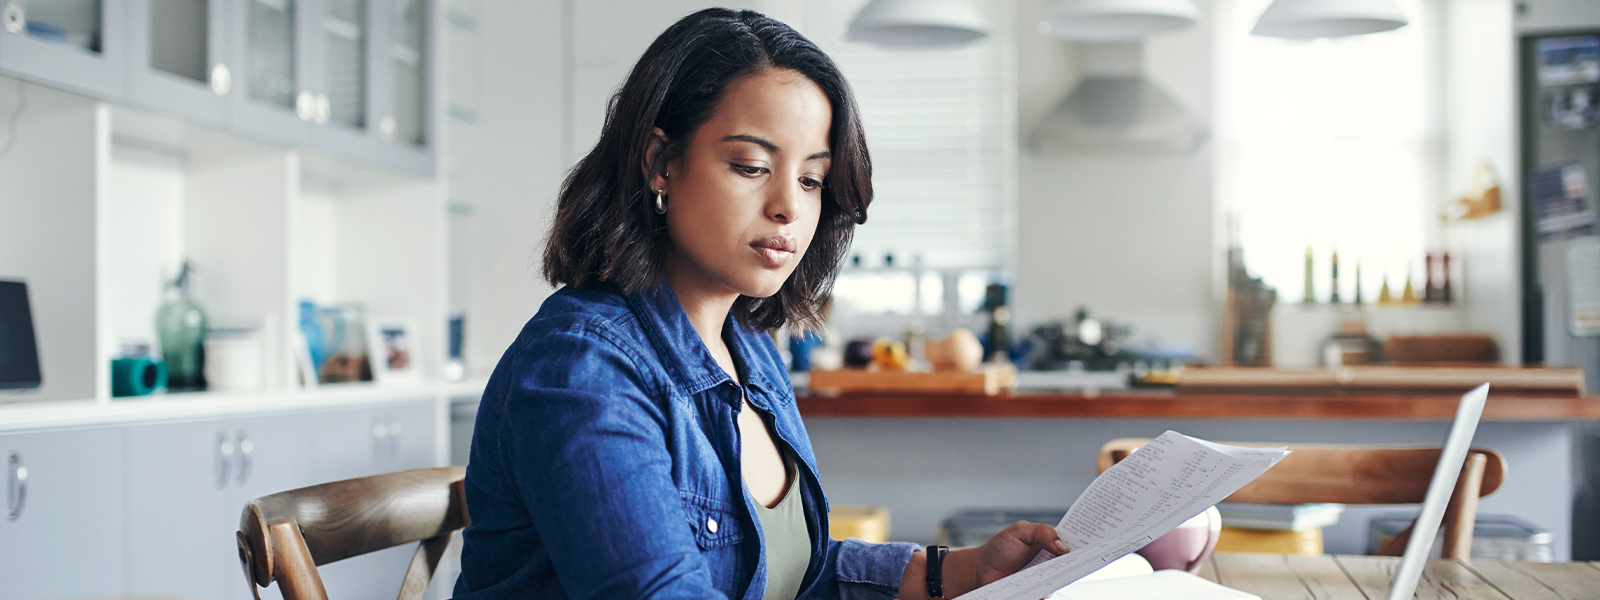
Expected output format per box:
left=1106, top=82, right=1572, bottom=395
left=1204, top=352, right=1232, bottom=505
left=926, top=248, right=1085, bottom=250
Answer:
left=126, top=418, right=237, bottom=600
left=0, top=426, right=126, bottom=600
left=309, top=400, right=439, bottom=600
left=126, top=413, right=311, bottom=600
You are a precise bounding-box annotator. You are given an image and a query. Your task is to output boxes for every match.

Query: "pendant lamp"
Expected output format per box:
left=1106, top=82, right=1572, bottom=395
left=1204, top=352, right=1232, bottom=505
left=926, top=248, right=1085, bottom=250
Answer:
left=846, top=0, right=989, bottom=49
left=1039, top=0, right=1202, bottom=42
left=1251, top=0, right=1408, bottom=40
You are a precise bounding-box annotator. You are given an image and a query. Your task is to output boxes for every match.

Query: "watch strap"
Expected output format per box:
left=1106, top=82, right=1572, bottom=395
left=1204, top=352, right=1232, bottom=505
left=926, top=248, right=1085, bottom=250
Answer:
left=926, top=544, right=949, bottom=598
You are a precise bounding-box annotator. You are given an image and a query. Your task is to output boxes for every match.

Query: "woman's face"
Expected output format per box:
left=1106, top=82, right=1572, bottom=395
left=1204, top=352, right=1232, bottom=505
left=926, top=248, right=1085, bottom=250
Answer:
left=655, top=68, right=833, bottom=301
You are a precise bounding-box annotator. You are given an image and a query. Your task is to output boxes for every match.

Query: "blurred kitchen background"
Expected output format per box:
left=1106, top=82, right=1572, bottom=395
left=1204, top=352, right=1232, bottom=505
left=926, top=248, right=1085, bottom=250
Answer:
left=3, top=0, right=1600, bottom=598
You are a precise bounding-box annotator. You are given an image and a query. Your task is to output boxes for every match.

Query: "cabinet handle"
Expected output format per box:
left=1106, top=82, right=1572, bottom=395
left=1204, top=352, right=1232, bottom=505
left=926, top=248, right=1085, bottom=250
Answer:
left=215, top=432, right=234, bottom=490
left=314, top=94, right=330, bottom=125
left=388, top=420, right=402, bottom=465
left=379, top=116, right=397, bottom=141
left=372, top=421, right=389, bottom=464
left=296, top=91, right=315, bottom=121
left=235, top=430, right=254, bottom=487
left=7, top=452, right=25, bottom=522
left=2, top=4, right=23, bottom=35
left=210, top=63, right=232, bottom=96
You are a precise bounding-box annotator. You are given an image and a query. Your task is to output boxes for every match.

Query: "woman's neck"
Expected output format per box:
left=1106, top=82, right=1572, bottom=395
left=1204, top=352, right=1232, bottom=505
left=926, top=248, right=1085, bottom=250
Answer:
left=663, top=256, right=740, bottom=376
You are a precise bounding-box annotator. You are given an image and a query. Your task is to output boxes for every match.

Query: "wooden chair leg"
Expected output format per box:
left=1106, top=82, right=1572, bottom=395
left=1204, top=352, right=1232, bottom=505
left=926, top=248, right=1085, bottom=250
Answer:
left=269, top=520, right=331, bottom=600
left=1375, top=453, right=1488, bottom=560
left=1441, top=453, right=1487, bottom=561
left=397, top=533, right=453, bottom=600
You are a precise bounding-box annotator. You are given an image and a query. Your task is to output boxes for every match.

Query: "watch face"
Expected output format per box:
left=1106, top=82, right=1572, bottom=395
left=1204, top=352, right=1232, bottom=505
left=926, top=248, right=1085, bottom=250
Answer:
left=0, top=280, right=41, bottom=390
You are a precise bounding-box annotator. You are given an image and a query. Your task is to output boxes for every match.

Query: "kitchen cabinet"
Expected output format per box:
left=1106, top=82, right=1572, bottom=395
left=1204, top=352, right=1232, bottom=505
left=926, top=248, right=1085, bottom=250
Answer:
left=230, top=0, right=313, bottom=146
left=125, top=412, right=313, bottom=600
left=126, top=0, right=232, bottom=125
left=0, top=0, right=126, bottom=97
left=0, top=426, right=127, bottom=600
left=377, top=0, right=433, bottom=173
left=310, top=399, right=439, bottom=600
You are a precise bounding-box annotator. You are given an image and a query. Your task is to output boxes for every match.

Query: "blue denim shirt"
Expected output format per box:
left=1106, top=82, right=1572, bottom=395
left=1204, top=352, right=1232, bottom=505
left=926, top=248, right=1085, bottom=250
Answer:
left=452, top=282, right=918, bottom=600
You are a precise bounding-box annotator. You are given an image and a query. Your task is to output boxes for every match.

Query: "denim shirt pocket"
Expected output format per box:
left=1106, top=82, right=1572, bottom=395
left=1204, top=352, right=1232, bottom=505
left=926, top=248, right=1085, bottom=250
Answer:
left=680, top=490, right=746, bottom=596
left=679, top=491, right=744, bottom=549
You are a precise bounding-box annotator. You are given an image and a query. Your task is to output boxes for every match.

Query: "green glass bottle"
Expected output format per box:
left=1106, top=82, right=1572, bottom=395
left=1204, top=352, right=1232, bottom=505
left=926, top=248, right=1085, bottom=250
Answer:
left=156, top=261, right=208, bottom=390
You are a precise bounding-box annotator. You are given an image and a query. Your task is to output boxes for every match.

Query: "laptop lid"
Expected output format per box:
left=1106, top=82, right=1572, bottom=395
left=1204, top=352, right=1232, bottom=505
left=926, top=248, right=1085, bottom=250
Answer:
left=0, top=280, right=42, bottom=390
left=1385, top=383, right=1490, bottom=600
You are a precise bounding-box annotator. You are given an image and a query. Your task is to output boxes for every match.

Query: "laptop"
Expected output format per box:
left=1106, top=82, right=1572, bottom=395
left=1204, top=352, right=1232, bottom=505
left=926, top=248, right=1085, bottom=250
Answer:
left=0, top=280, right=42, bottom=390
left=1385, top=382, right=1491, bottom=600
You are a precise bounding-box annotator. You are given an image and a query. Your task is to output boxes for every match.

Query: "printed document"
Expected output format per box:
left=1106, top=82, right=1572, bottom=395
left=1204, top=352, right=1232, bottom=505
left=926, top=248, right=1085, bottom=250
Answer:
left=958, top=431, right=1289, bottom=600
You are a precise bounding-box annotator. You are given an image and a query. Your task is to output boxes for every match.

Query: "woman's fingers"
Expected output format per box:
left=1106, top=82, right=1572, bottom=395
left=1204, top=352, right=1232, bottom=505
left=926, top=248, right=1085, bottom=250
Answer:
left=1008, top=521, right=1070, bottom=555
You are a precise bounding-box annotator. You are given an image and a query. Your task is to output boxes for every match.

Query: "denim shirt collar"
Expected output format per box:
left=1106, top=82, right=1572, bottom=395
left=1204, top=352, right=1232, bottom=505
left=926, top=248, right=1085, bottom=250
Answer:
left=621, top=280, right=783, bottom=404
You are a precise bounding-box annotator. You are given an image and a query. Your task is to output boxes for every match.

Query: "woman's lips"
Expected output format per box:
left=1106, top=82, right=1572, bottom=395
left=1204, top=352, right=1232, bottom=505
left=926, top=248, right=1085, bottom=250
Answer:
left=751, top=236, right=797, bottom=268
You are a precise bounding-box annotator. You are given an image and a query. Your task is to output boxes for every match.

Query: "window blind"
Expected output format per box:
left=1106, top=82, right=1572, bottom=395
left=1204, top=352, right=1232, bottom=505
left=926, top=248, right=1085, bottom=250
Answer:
left=798, top=1, right=1015, bottom=271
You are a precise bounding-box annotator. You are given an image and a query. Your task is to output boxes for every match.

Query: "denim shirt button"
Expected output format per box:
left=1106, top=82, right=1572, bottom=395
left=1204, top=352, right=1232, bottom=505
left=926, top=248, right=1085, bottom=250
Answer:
left=706, top=517, right=719, bottom=533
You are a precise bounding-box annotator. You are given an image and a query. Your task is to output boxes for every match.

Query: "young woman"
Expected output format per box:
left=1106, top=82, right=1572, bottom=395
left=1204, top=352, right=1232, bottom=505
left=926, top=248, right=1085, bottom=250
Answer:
left=452, top=8, right=1067, bottom=600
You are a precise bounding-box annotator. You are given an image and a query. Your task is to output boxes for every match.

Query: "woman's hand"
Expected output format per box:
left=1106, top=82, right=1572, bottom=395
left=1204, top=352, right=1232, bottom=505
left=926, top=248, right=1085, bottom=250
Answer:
left=968, top=521, right=1070, bottom=588
left=898, top=521, right=1069, bottom=600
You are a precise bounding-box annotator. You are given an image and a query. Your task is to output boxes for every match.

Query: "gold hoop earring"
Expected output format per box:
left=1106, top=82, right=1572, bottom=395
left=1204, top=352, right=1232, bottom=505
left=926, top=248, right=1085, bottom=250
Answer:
left=655, top=190, right=666, bottom=214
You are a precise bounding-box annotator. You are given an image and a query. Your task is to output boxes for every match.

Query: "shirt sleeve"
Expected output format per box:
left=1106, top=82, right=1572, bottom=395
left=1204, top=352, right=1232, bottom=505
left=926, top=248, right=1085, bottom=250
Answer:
left=818, top=537, right=919, bottom=600
left=496, top=320, right=728, bottom=600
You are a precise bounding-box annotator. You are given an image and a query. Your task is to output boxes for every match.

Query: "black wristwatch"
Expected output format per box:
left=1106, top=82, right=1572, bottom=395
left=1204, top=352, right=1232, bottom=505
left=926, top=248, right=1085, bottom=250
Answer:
left=926, top=545, right=949, bottom=598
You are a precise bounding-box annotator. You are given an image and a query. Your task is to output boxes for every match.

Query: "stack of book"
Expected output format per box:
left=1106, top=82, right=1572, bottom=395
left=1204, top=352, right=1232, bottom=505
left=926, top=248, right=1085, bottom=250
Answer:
left=1214, top=503, right=1345, bottom=555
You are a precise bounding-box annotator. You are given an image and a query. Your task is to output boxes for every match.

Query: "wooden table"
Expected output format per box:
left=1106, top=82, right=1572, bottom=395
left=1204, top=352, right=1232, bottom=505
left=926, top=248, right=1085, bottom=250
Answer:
left=1199, top=553, right=1600, bottom=599
left=796, top=390, right=1600, bottom=421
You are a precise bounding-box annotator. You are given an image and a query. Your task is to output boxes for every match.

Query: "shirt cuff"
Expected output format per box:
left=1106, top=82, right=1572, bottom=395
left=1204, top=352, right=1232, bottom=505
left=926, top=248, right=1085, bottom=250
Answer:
left=835, top=539, right=919, bottom=600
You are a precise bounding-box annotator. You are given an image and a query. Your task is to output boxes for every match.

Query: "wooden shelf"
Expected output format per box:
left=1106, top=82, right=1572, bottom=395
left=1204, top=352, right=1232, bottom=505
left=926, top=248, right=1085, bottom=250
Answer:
left=795, top=389, right=1600, bottom=421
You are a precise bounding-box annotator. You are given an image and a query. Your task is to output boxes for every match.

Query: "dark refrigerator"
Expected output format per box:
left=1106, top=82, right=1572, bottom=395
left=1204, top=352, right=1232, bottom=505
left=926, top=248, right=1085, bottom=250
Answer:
left=1522, top=31, right=1600, bottom=389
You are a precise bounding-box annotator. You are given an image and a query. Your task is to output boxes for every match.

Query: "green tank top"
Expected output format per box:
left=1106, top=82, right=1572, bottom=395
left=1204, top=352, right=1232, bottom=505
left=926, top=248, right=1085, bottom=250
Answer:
left=751, top=463, right=811, bottom=600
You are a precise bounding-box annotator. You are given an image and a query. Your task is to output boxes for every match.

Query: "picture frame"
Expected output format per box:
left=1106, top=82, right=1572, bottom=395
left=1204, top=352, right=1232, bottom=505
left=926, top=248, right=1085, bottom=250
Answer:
left=367, top=318, right=422, bottom=385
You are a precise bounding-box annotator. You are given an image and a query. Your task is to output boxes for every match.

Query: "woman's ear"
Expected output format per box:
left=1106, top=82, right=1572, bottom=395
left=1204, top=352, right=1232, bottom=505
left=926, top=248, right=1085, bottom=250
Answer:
left=642, top=127, right=670, bottom=192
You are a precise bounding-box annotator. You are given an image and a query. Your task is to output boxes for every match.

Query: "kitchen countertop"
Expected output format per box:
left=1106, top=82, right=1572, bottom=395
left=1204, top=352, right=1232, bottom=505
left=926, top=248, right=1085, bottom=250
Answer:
left=795, top=388, right=1600, bottom=421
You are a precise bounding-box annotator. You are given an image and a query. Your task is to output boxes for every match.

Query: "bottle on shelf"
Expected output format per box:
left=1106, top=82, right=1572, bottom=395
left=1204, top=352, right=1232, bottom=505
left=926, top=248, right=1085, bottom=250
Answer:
left=156, top=260, right=208, bottom=391
left=1378, top=270, right=1395, bottom=304
left=1424, top=253, right=1439, bottom=303
left=1440, top=252, right=1453, bottom=304
left=1401, top=264, right=1420, bottom=304
left=1353, top=262, right=1364, bottom=305
left=1329, top=250, right=1341, bottom=304
left=1303, top=244, right=1315, bottom=304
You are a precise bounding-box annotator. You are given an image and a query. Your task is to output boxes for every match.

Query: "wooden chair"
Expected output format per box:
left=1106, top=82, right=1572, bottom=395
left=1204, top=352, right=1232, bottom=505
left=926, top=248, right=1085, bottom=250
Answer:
left=1097, top=439, right=1506, bottom=560
left=236, top=466, right=469, bottom=600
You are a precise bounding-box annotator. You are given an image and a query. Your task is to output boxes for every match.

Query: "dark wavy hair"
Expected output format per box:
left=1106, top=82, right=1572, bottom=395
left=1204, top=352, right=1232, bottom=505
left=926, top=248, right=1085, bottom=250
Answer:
left=542, top=8, right=870, bottom=332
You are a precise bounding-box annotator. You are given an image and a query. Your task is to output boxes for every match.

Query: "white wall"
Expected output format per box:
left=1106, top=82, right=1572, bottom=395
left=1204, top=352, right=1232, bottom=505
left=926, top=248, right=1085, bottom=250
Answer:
left=1012, top=0, right=1219, bottom=359
left=448, top=0, right=568, bottom=375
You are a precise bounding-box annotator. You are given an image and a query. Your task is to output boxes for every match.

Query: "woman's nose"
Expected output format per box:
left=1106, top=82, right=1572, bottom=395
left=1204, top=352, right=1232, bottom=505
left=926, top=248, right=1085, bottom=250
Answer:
left=766, top=184, right=802, bottom=224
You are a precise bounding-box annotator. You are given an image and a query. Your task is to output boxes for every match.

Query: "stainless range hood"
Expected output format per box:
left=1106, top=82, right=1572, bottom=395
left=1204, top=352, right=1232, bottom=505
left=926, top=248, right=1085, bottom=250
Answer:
left=1029, top=42, right=1207, bottom=155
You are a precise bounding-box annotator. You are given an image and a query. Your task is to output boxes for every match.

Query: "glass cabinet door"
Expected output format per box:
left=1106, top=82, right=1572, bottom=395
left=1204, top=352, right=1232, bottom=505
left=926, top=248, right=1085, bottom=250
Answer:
left=0, top=0, right=125, bottom=96
left=389, top=0, right=425, bottom=148
left=321, top=0, right=366, bottom=131
left=232, top=0, right=310, bottom=145
left=246, top=0, right=296, bottom=112
left=10, top=0, right=101, bottom=52
left=128, top=0, right=230, bottom=124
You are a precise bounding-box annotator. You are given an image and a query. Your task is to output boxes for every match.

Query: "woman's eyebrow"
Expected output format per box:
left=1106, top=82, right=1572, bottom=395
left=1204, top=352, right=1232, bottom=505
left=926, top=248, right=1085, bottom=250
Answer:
left=722, top=134, right=830, bottom=160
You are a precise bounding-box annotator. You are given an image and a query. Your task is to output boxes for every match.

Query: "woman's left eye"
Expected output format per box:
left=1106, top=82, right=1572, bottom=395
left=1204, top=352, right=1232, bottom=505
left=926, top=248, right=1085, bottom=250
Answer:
left=799, top=177, right=824, bottom=191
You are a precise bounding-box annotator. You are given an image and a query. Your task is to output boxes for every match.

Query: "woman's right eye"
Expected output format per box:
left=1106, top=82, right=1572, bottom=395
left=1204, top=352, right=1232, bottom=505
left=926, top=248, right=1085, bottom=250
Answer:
left=731, top=163, right=767, bottom=176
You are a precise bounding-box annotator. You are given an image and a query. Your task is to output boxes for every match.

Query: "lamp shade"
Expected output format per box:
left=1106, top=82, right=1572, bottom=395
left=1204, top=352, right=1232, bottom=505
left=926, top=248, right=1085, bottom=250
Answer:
left=1251, top=0, right=1408, bottom=39
left=1039, top=0, right=1202, bottom=42
left=846, top=0, right=989, bottom=49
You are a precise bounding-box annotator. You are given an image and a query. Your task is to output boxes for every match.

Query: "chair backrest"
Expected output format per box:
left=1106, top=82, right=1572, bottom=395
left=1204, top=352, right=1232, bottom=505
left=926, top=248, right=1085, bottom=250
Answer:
left=236, top=466, right=469, bottom=600
left=1097, top=439, right=1506, bottom=559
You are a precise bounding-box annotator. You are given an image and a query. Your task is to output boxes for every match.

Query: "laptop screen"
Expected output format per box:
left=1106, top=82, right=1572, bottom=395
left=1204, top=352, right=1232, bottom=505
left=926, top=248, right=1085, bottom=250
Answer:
left=0, top=280, right=42, bottom=390
left=1385, top=383, right=1490, bottom=600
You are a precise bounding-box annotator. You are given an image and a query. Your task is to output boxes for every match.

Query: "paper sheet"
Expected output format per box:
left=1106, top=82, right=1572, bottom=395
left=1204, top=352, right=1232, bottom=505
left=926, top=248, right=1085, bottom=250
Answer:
left=957, top=431, right=1289, bottom=600
left=1049, top=569, right=1261, bottom=600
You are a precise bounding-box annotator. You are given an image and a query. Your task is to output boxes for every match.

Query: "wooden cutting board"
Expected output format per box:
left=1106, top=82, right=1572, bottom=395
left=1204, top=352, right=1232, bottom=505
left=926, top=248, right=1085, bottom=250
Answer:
left=806, top=364, right=1018, bottom=395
